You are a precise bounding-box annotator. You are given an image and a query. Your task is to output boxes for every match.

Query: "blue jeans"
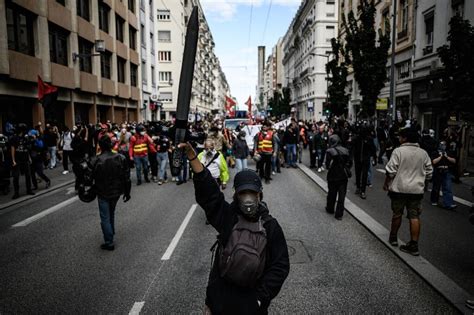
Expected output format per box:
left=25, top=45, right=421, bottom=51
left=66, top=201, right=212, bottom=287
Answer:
left=48, top=146, right=57, bottom=168
left=431, top=170, right=454, bottom=207
left=367, top=160, right=373, bottom=185
left=236, top=158, right=248, bottom=172
left=178, top=156, right=188, bottom=182
left=134, top=156, right=149, bottom=182
left=286, top=144, right=297, bottom=166
left=156, top=152, right=168, bottom=180
left=98, top=197, right=120, bottom=245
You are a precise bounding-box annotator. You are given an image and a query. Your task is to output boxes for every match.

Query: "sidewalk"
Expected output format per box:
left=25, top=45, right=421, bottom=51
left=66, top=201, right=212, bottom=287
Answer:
left=0, top=166, right=75, bottom=210
left=297, top=149, right=473, bottom=314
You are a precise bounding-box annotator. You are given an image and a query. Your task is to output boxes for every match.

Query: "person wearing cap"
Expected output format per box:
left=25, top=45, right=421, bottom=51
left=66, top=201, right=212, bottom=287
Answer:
left=179, top=142, right=289, bottom=315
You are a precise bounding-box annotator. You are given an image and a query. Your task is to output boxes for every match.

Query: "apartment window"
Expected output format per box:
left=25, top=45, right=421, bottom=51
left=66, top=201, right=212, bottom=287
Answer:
left=326, top=0, right=335, bottom=17
left=151, top=66, right=156, bottom=87
left=100, top=51, right=112, bottom=79
left=56, top=0, right=66, bottom=5
left=159, top=92, right=173, bottom=102
left=79, top=37, right=93, bottom=73
left=130, top=63, right=138, bottom=86
left=128, top=0, right=135, bottom=13
left=141, top=24, right=146, bottom=47
left=424, top=12, right=434, bottom=55
left=98, top=1, right=110, bottom=33
left=142, top=61, right=147, bottom=84
left=149, top=0, right=153, bottom=20
left=452, top=0, right=464, bottom=17
left=158, top=9, right=171, bottom=20
left=77, top=0, right=90, bottom=21
left=158, top=51, right=171, bottom=62
left=158, top=30, right=171, bottom=42
left=159, top=71, right=172, bottom=82
left=49, top=23, right=69, bottom=66
left=150, top=33, right=155, bottom=54
left=6, top=4, right=35, bottom=56
left=140, top=0, right=145, bottom=11
left=116, top=15, right=125, bottom=42
left=399, top=0, right=409, bottom=38
left=129, top=26, right=137, bottom=50
left=117, top=57, right=126, bottom=83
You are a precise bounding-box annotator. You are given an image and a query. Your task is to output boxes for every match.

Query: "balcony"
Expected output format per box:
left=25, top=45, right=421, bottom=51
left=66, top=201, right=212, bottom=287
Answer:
left=423, top=45, right=433, bottom=56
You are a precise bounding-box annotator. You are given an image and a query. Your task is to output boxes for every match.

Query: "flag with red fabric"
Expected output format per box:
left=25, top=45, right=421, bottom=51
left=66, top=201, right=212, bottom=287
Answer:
left=225, top=96, right=236, bottom=118
left=38, top=76, right=58, bottom=108
left=245, top=96, right=252, bottom=117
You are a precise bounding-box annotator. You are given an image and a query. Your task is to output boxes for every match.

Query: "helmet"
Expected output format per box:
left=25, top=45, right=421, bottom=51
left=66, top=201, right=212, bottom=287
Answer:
left=78, top=184, right=96, bottom=203
left=252, top=153, right=262, bottom=163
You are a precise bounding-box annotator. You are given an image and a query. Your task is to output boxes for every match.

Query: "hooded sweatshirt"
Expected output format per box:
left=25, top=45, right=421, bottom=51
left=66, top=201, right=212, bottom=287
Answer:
left=193, top=168, right=290, bottom=315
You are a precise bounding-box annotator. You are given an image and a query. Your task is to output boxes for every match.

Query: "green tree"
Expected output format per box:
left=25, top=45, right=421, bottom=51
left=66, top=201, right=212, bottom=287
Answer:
left=343, top=0, right=391, bottom=117
left=326, top=38, right=349, bottom=117
left=437, top=15, right=474, bottom=115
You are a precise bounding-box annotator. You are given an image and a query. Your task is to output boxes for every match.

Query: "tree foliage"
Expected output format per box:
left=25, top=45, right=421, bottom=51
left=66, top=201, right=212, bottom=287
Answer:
left=268, top=88, right=291, bottom=118
left=326, top=38, right=349, bottom=117
left=343, top=0, right=391, bottom=117
left=437, top=15, right=474, bottom=114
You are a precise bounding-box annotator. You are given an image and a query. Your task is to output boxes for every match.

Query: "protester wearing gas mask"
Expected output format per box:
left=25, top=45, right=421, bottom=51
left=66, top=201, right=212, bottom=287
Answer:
left=197, top=139, right=229, bottom=190
left=178, top=142, right=290, bottom=315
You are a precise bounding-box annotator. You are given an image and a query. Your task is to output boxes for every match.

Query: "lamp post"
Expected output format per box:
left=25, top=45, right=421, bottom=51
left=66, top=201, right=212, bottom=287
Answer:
left=72, top=40, right=105, bottom=62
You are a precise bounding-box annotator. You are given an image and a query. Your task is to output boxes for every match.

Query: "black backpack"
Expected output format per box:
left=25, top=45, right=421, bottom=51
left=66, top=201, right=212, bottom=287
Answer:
left=214, top=215, right=271, bottom=288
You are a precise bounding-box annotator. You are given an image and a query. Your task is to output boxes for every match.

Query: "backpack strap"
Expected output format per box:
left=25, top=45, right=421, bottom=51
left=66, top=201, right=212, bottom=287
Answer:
left=204, top=152, right=220, bottom=168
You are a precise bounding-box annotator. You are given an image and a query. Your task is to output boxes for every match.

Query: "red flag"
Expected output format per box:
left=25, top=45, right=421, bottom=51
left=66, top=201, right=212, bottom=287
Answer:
left=245, top=96, right=252, bottom=117
left=38, top=76, right=58, bottom=108
left=225, top=96, right=236, bottom=118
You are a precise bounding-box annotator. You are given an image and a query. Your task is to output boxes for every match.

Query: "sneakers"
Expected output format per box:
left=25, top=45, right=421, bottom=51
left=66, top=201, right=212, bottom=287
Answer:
left=389, top=234, right=398, bottom=246
left=400, top=241, right=419, bottom=256
left=446, top=204, right=458, bottom=210
left=335, top=216, right=342, bottom=221
left=100, top=244, right=115, bottom=251
left=158, top=180, right=163, bottom=185
left=360, top=192, right=367, bottom=199
left=317, top=168, right=322, bottom=173
left=431, top=202, right=438, bottom=206
left=272, top=171, right=276, bottom=176
left=62, top=170, right=69, bottom=175
left=152, top=176, right=158, bottom=183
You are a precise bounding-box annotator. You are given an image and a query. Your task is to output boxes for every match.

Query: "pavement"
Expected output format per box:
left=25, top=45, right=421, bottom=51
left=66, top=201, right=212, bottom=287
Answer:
left=298, top=149, right=474, bottom=314
left=0, top=161, right=458, bottom=313
left=0, top=165, right=75, bottom=210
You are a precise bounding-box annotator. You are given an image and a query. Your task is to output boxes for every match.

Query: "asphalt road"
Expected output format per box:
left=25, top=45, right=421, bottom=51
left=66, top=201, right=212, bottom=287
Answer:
left=0, top=163, right=456, bottom=313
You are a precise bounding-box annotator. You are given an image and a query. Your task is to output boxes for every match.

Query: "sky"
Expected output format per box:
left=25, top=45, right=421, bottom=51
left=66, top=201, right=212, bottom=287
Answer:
left=200, top=0, right=303, bottom=109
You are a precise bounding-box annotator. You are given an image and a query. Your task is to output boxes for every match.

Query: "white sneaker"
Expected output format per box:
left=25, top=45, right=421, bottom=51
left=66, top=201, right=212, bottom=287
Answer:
left=62, top=170, right=69, bottom=175
left=272, top=171, right=276, bottom=176
left=172, top=177, right=176, bottom=182
left=318, top=168, right=322, bottom=173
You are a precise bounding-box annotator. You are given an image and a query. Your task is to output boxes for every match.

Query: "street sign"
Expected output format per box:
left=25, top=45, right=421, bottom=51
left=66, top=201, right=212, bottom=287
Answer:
left=376, top=98, right=388, bottom=110
left=307, top=101, right=314, bottom=112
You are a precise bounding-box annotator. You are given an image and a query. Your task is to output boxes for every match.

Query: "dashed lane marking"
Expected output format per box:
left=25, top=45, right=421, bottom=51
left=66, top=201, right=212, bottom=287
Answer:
left=11, top=196, right=79, bottom=227
left=128, top=302, right=145, bottom=315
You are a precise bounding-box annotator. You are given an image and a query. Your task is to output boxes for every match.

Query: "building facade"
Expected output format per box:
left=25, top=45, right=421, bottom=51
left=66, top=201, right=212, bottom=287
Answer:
left=261, top=38, right=284, bottom=113
left=155, top=0, right=227, bottom=121
left=282, top=0, right=338, bottom=122
left=0, top=0, right=141, bottom=129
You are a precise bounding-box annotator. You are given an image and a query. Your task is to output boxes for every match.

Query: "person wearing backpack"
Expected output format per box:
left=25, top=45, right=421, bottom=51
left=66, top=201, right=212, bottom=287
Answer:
left=325, top=134, right=352, bottom=220
left=179, top=142, right=290, bottom=315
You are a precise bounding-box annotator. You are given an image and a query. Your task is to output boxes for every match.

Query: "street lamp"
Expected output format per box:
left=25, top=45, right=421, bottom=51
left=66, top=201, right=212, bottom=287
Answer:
left=72, top=40, right=105, bottom=62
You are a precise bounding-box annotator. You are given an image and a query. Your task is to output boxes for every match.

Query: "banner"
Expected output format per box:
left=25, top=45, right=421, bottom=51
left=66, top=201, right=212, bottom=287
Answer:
left=225, top=96, right=236, bottom=118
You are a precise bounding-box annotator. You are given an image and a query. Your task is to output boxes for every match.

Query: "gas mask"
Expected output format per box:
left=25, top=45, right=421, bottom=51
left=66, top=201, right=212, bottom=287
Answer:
left=238, top=193, right=260, bottom=220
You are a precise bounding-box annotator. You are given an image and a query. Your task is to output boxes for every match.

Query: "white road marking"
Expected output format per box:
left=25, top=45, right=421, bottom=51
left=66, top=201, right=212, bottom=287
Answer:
left=128, top=302, right=145, bottom=315
left=65, top=187, right=76, bottom=195
left=11, top=196, right=79, bottom=227
left=161, top=204, right=197, bottom=260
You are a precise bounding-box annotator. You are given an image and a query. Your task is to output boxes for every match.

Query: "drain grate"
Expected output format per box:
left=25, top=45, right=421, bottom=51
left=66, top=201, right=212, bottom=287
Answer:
left=286, top=239, right=312, bottom=264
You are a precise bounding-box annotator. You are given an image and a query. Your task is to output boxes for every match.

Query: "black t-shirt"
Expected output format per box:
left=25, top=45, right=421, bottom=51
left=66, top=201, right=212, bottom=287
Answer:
left=10, top=135, right=30, bottom=163
left=43, top=131, right=58, bottom=147
left=430, top=150, right=456, bottom=169
left=156, top=136, right=170, bottom=153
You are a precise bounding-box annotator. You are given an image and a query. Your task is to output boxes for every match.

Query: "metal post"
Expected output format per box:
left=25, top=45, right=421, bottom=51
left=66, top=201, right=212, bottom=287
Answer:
left=390, top=0, right=398, bottom=124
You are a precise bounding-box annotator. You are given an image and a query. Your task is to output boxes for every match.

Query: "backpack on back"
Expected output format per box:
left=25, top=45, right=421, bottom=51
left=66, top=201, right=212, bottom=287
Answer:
left=217, top=215, right=269, bottom=288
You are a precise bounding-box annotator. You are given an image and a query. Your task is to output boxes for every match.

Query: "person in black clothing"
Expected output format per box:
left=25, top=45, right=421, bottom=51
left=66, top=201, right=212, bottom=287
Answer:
left=232, top=130, right=250, bottom=172
left=420, top=129, right=438, bottom=156
left=91, top=135, right=131, bottom=251
left=352, top=126, right=377, bottom=199
left=325, top=135, right=352, bottom=220
left=180, top=142, right=290, bottom=315
left=283, top=124, right=298, bottom=168
left=28, top=129, right=51, bottom=190
left=430, top=140, right=457, bottom=210
left=376, top=120, right=389, bottom=164
left=10, top=124, right=35, bottom=199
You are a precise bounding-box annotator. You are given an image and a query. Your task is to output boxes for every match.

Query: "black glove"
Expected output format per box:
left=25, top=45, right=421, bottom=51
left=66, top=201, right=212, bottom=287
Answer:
left=123, top=195, right=131, bottom=202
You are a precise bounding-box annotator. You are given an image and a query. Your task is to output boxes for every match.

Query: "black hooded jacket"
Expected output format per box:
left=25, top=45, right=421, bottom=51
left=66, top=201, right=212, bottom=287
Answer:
left=193, top=168, right=290, bottom=315
left=325, top=135, right=352, bottom=182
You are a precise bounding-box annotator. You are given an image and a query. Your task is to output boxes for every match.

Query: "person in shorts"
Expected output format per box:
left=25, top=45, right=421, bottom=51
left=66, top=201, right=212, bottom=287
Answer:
left=383, top=127, right=433, bottom=256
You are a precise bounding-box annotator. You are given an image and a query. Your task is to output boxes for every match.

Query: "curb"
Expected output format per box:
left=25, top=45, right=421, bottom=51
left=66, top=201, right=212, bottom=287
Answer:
left=0, top=179, right=75, bottom=211
left=298, top=163, right=472, bottom=315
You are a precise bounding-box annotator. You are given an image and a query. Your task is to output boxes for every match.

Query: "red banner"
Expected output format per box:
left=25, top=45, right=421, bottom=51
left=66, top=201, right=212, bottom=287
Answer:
left=225, top=96, right=236, bottom=118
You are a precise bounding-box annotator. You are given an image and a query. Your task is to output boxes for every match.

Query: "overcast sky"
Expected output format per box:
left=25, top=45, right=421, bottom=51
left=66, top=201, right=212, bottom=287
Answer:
left=200, top=0, right=302, bottom=109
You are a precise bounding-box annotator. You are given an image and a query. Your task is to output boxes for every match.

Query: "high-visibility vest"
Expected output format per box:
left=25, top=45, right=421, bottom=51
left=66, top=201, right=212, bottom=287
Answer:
left=258, top=131, right=273, bottom=153
left=133, top=139, right=148, bottom=155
